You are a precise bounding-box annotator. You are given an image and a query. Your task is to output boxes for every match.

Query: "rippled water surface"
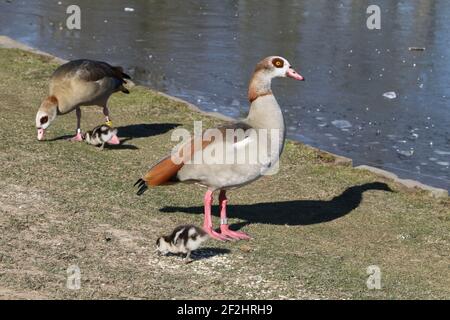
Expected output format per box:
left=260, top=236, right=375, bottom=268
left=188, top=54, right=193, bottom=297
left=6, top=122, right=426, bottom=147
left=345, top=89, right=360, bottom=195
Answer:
left=1, top=0, right=449, bottom=189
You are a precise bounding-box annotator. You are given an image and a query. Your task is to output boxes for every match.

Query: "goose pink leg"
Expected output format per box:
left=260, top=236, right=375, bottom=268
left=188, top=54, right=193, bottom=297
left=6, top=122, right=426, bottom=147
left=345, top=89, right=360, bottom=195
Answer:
left=69, top=129, right=83, bottom=142
left=203, top=190, right=229, bottom=241
left=68, top=107, right=83, bottom=142
left=103, top=107, right=120, bottom=145
left=219, top=190, right=251, bottom=240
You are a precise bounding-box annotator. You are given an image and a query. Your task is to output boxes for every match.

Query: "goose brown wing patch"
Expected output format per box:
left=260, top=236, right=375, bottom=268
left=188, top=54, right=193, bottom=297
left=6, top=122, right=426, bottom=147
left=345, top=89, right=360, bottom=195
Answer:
left=77, top=61, right=131, bottom=82
left=135, top=122, right=253, bottom=194
left=135, top=136, right=212, bottom=194
left=143, top=156, right=184, bottom=186
left=53, top=60, right=131, bottom=83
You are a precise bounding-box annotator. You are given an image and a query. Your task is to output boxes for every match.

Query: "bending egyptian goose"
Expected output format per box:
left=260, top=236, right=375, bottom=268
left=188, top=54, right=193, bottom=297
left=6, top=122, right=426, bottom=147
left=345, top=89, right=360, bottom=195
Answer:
left=35, top=59, right=130, bottom=142
left=135, top=56, right=304, bottom=241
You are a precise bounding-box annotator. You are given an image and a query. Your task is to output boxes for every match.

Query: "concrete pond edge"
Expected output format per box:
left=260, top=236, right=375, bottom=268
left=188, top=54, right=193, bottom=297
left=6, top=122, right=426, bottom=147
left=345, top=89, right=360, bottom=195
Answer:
left=1, top=35, right=447, bottom=199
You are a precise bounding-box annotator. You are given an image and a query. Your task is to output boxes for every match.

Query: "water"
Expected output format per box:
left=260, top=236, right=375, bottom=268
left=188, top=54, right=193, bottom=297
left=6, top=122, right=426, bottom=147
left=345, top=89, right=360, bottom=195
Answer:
left=1, top=0, right=449, bottom=190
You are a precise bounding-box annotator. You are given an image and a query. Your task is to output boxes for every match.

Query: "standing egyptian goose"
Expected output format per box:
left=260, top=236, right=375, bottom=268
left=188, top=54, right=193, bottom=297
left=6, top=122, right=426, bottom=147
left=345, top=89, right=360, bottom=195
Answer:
left=135, top=56, right=304, bottom=241
left=35, top=59, right=130, bottom=142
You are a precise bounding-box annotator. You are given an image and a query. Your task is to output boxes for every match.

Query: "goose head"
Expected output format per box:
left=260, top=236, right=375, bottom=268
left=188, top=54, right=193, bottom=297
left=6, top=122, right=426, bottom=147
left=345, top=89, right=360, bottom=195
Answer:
left=36, top=95, right=58, bottom=140
left=255, top=56, right=304, bottom=81
left=248, top=56, right=304, bottom=102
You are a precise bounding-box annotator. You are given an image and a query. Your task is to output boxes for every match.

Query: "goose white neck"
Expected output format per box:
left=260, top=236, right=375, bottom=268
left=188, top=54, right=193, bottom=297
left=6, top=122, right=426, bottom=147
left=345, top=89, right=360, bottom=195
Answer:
left=248, top=70, right=274, bottom=103
left=246, top=95, right=284, bottom=130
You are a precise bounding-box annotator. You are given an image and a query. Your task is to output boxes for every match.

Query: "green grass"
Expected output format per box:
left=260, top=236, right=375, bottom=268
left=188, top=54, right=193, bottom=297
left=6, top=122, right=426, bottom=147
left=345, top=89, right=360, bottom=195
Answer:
left=0, top=48, right=449, bottom=299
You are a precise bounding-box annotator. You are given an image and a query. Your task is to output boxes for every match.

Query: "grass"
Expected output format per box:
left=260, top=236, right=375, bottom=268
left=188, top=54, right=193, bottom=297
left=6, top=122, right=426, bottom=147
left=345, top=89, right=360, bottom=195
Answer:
left=0, top=48, right=449, bottom=299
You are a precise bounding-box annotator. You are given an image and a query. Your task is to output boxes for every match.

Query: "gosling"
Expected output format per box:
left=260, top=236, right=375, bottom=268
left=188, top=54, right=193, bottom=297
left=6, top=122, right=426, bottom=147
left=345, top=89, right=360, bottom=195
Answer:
left=83, top=124, right=119, bottom=149
left=156, top=225, right=209, bottom=263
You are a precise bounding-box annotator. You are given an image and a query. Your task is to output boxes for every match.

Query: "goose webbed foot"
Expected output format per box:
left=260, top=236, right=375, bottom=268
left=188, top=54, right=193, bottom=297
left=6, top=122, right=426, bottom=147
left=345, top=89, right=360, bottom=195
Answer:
left=220, top=224, right=251, bottom=240
left=203, top=225, right=230, bottom=242
left=67, top=132, right=83, bottom=142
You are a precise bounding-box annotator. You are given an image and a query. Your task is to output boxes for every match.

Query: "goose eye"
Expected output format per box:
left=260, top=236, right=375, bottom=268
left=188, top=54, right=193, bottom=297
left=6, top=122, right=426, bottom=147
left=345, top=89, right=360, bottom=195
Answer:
left=40, top=116, right=49, bottom=124
left=272, top=58, right=284, bottom=68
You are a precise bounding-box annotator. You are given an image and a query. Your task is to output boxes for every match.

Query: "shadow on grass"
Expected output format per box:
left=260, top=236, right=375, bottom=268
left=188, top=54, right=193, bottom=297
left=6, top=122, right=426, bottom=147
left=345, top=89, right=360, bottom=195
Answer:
left=117, top=123, right=180, bottom=140
left=45, top=134, right=73, bottom=141
left=46, top=123, right=180, bottom=147
left=191, top=247, right=231, bottom=260
left=160, top=182, right=393, bottom=228
left=43, top=135, right=139, bottom=149
left=104, top=143, right=139, bottom=150
left=159, top=247, right=231, bottom=261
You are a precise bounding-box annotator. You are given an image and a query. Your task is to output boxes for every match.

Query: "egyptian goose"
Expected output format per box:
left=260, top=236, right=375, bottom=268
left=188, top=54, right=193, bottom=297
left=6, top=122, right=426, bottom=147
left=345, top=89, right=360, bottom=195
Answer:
left=135, top=56, right=304, bottom=240
left=35, top=59, right=130, bottom=142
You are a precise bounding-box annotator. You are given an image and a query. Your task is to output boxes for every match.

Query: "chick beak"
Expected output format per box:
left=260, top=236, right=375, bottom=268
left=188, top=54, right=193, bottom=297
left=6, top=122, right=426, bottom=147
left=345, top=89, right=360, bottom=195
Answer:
left=107, top=134, right=120, bottom=145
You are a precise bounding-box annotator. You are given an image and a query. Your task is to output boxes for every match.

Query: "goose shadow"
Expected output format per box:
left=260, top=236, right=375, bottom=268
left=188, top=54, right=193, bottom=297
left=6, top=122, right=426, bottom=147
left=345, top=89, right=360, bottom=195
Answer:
left=117, top=123, right=180, bottom=141
left=103, top=143, right=139, bottom=150
left=160, top=182, right=393, bottom=228
left=158, top=248, right=231, bottom=261
left=45, top=134, right=73, bottom=141
left=46, top=123, right=180, bottom=146
left=43, top=135, right=139, bottom=149
left=191, top=247, right=231, bottom=260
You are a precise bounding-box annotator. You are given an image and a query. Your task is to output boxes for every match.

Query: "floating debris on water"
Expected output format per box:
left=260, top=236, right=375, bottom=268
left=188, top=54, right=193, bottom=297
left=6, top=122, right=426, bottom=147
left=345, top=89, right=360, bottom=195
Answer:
left=408, top=133, right=419, bottom=140
left=408, top=47, right=426, bottom=51
left=124, top=7, right=135, bottom=12
left=383, top=91, right=397, bottom=99
left=331, top=120, right=352, bottom=129
left=396, top=148, right=414, bottom=159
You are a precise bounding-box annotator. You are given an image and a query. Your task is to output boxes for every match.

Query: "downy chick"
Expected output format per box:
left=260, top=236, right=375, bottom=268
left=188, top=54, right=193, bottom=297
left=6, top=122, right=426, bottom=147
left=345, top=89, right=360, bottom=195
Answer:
left=156, top=225, right=209, bottom=263
left=83, top=124, right=119, bottom=149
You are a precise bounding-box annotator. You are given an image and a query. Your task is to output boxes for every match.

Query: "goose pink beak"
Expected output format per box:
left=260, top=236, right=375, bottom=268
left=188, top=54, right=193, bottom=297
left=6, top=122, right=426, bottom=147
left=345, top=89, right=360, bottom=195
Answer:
left=107, top=134, right=120, bottom=145
left=286, top=67, right=305, bottom=81
left=37, top=128, right=45, bottom=141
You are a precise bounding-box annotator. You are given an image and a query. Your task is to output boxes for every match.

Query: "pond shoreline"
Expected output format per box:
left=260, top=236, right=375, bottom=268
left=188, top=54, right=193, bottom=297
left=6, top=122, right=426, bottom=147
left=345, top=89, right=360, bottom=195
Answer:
left=0, top=35, right=447, bottom=199
left=1, top=36, right=449, bottom=299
